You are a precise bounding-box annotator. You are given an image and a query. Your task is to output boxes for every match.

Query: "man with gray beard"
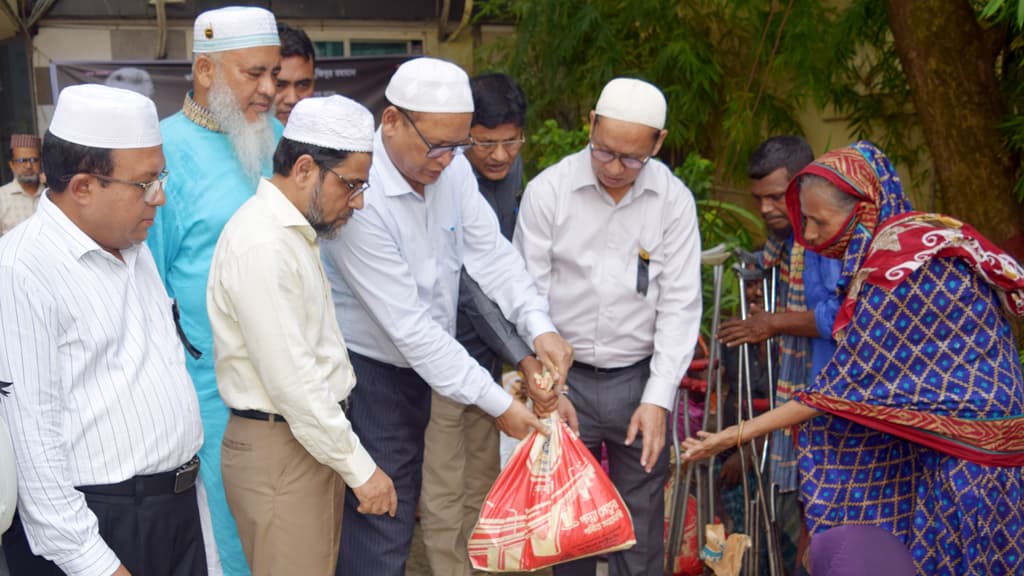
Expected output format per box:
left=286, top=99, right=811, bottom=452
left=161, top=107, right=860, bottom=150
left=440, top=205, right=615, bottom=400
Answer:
left=147, top=6, right=283, bottom=576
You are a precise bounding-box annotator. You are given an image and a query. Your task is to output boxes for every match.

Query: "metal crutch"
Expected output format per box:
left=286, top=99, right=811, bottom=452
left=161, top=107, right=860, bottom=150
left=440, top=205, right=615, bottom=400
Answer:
left=733, top=263, right=782, bottom=576
left=666, top=243, right=730, bottom=574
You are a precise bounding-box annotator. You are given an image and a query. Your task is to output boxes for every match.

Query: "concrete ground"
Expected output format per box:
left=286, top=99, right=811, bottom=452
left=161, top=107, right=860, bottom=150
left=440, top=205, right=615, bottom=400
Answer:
left=404, top=521, right=607, bottom=576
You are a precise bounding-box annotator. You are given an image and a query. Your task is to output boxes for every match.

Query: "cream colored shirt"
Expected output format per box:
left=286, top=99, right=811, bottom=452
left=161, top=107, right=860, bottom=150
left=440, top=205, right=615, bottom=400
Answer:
left=514, top=148, right=703, bottom=410
left=207, top=179, right=376, bottom=488
left=0, top=179, right=41, bottom=235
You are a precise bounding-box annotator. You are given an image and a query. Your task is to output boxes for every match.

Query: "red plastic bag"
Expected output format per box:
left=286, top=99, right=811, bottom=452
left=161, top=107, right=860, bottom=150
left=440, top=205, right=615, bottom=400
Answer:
left=468, top=416, right=636, bottom=572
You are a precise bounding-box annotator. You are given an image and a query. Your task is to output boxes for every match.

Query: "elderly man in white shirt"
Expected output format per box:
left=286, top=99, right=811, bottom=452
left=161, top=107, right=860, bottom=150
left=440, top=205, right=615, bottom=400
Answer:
left=0, top=85, right=207, bottom=576
left=208, top=95, right=395, bottom=576
left=514, top=78, right=702, bottom=576
left=320, top=57, right=573, bottom=576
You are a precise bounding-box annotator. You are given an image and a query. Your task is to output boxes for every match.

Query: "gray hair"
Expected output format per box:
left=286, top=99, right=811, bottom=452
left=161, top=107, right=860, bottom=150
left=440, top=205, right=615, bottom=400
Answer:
left=797, top=173, right=859, bottom=214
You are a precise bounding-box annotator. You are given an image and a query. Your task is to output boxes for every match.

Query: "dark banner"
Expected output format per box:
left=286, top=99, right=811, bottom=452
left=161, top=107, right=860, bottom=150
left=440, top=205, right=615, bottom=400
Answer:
left=49, top=55, right=410, bottom=121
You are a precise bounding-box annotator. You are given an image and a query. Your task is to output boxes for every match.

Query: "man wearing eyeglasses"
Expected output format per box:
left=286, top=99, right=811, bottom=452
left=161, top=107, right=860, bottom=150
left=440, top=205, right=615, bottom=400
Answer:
left=320, top=58, right=573, bottom=576
left=418, top=72, right=543, bottom=576
left=0, top=84, right=207, bottom=576
left=514, top=78, right=702, bottom=576
left=0, top=134, right=43, bottom=236
left=208, top=95, right=395, bottom=576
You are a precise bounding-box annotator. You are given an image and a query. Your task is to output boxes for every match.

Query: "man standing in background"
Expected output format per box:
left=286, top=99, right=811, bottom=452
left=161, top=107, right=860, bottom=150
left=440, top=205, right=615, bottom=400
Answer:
left=148, top=6, right=283, bottom=575
left=419, top=72, right=542, bottom=576
left=0, top=134, right=43, bottom=235
left=275, top=23, right=316, bottom=126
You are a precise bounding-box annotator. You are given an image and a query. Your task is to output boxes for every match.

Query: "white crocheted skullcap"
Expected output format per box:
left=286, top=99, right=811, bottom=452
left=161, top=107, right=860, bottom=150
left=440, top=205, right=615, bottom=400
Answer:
left=193, top=6, right=279, bottom=54
left=282, top=95, right=375, bottom=153
left=595, top=78, right=667, bottom=130
left=385, top=57, right=474, bottom=114
left=49, top=84, right=161, bottom=149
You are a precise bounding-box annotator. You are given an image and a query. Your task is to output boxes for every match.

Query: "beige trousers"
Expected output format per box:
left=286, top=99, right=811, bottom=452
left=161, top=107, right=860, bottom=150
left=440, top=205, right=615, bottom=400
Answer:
left=420, top=391, right=501, bottom=576
left=221, top=414, right=345, bottom=576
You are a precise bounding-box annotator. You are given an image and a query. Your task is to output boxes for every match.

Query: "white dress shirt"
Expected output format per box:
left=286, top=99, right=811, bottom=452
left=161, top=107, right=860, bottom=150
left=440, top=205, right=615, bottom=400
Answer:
left=0, top=193, right=203, bottom=576
left=320, top=129, right=557, bottom=418
left=0, top=410, right=14, bottom=539
left=514, top=148, right=703, bottom=410
left=208, top=179, right=376, bottom=488
left=0, top=178, right=41, bottom=236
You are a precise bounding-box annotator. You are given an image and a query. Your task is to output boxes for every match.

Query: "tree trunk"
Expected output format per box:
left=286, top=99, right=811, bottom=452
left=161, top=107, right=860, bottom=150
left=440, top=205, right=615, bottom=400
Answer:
left=886, top=0, right=1024, bottom=259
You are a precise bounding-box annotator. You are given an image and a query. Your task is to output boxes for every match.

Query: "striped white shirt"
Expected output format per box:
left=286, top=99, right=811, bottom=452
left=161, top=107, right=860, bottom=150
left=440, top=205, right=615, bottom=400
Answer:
left=0, top=193, right=203, bottom=576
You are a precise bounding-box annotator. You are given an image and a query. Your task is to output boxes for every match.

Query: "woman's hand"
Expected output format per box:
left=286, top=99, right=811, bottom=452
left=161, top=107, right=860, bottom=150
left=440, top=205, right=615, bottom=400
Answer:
left=681, top=425, right=739, bottom=462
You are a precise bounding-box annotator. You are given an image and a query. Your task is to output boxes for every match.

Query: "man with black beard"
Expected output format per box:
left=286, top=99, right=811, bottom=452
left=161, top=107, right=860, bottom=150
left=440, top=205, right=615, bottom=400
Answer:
left=147, top=6, right=283, bottom=575
left=0, top=134, right=43, bottom=235
left=208, top=95, right=394, bottom=576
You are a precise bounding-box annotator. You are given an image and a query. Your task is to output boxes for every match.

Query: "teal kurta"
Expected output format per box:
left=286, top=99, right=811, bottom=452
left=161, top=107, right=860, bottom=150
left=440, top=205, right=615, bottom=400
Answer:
left=149, top=107, right=282, bottom=575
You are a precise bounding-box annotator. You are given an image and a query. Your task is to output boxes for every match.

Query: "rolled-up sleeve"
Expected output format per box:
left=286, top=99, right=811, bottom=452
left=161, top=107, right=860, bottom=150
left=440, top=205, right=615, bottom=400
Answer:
left=213, top=248, right=377, bottom=487
left=0, top=265, right=120, bottom=576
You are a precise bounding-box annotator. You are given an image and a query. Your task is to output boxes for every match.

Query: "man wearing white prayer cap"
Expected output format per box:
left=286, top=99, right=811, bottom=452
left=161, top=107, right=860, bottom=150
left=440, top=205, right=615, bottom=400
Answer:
left=208, top=95, right=395, bottom=576
left=147, top=7, right=283, bottom=575
left=320, top=57, right=573, bottom=575
left=514, top=77, right=702, bottom=576
left=0, top=84, right=207, bottom=576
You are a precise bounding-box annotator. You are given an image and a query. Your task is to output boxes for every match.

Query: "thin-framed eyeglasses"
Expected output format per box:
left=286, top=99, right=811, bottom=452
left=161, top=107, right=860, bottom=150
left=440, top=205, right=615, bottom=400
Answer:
left=12, top=157, right=41, bottom=165
left=473, top=137, right=526, bottom=155
left=397, top=108, right=474, bottom=159
left=325, top=167, right=370, bottom=198
left=588, top=143, right=650, bottom=171
left=84, top=169, right=169, bottom=203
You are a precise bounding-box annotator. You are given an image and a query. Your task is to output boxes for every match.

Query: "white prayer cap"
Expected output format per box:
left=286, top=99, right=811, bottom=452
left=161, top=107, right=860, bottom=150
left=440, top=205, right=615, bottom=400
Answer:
left=282, top=95, right=375, bottom=153
left=192, top=6, right=279, bottom=54
left=595, top=78, right=667, bottom=130
left=384, top=57, right=474, bottom=114
left=49, top=84, right=161, bottom=149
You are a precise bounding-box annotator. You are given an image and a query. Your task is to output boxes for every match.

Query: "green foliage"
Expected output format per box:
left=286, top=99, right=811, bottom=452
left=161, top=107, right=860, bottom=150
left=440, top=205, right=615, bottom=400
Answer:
left=526, top=120, right=589, bottom=173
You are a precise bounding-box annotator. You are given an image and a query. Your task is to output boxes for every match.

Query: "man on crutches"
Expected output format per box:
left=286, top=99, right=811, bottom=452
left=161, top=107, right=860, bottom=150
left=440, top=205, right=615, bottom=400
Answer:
left=717, top=136, right=841, bottom=575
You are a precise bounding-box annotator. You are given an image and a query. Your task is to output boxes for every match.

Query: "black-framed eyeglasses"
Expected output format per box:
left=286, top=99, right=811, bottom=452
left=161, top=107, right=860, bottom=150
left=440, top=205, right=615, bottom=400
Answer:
left=12, top=157, right=40, bottom=165
left=473, top=137, right=526, bottom=155
left=588, top=143, right=650, bottom=171
left=325, top=167, right=370, bottom=198
left=397, top=108, right=474, bottom=159
left=73, top=169, right=168, bottom=203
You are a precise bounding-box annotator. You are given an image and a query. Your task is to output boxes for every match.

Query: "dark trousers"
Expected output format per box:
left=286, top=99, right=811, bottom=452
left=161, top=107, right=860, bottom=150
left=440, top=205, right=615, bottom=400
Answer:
left=2, top=485, right=206, bottom=576
left=335, top=351, right=432, bottom=576
left=553, top=363, right=670, bottom=576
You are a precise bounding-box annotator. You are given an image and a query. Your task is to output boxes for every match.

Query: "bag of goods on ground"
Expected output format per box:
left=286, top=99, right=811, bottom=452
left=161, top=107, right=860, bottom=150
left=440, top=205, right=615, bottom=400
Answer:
left=468, top=414, right=636, bottom=572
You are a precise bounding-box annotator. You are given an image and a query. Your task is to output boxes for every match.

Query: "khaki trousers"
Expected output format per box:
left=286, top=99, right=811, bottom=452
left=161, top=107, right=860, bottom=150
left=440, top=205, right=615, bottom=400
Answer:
left=221, top=414, right=345, bottom=576
left=420, top=391, right=501, bottom=576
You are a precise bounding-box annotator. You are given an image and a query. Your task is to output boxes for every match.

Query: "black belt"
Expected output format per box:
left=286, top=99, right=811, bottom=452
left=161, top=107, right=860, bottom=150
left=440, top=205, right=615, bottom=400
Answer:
left=231, top=400, right=351, bottom=424
left=76, top=456, right=200, bottom=497
left=572, top=356, right=651, bottom=375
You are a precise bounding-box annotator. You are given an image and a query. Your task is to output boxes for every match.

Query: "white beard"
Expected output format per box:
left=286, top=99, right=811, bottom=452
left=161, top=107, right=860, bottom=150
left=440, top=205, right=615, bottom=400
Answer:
left=207, top=75, right=276, bottom=183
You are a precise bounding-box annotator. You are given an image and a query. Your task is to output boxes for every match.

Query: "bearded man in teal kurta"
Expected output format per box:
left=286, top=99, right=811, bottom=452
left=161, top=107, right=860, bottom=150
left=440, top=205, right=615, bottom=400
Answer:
left=147, top=7, right=284, bottom=575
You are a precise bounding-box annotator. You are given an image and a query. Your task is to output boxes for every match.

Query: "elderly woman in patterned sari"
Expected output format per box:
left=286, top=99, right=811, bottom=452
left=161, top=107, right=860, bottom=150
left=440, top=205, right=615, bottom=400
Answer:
left=682, top=141, right=1024, bottom=575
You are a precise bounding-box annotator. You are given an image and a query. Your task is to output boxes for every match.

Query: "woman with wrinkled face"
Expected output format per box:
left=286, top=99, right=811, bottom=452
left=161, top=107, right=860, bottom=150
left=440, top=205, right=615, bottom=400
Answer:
left=683, top=141, right=1024, bottom=576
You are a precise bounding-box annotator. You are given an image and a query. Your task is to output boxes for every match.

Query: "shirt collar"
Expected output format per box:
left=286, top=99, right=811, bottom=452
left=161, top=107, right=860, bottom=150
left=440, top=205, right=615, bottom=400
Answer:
left=568, top=147, right=662, bottom=204
left=182, top=91, right=222, bottom=133
left=372, top=128, right=421, bottom=199
left=256, top=178, right=317, bottom=243
left=37, top=191, right=139, bottom=264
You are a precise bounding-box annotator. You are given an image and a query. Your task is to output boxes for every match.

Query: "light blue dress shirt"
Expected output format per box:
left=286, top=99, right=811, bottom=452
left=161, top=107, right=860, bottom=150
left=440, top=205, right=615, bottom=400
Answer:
left=320, top=130, right=556, bottom=418
left=147, top=109, right=282, bottom=576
